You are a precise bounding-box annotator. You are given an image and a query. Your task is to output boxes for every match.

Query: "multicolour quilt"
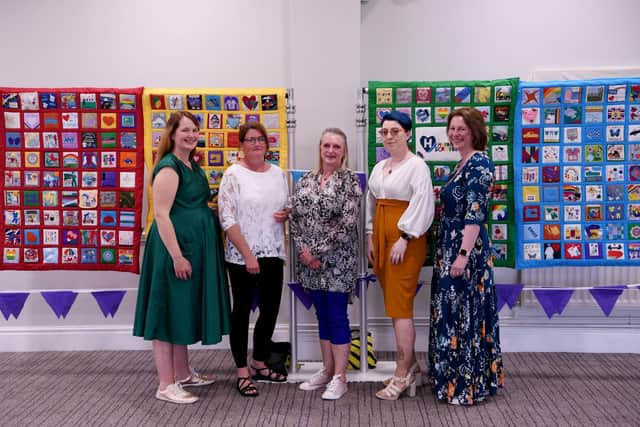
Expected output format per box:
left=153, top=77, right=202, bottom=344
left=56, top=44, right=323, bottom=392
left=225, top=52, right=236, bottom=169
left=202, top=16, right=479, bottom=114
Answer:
left=1, top=87, right=144, bottom=272
left=514, top=78, right=640, bottom=267
left=368, top=79, right=519, bottom=267
left=142, top=88, right=288, bottom=228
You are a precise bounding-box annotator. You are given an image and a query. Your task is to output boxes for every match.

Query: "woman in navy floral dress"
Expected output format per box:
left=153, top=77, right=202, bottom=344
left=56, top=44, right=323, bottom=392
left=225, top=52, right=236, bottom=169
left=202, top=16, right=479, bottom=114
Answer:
left=428, top=108, right=504, bottom=406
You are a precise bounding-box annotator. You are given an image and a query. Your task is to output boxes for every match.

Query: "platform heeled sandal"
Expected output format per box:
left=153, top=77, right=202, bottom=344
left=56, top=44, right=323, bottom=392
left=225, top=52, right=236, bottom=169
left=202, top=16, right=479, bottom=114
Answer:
left=383, top=362, right=422, bottom=387
left=375, top=370, right=416, bottom=400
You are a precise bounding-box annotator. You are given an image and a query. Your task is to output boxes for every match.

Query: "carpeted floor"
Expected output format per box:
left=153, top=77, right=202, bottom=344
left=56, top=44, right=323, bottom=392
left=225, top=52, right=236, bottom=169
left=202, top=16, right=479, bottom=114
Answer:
left=0, top=350, right=638, bottom=426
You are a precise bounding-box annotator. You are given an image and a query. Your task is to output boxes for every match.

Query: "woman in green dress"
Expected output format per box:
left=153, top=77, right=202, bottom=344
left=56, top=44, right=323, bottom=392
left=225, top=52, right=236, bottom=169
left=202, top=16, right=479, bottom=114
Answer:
left=133, top=111, right=231, bottom=404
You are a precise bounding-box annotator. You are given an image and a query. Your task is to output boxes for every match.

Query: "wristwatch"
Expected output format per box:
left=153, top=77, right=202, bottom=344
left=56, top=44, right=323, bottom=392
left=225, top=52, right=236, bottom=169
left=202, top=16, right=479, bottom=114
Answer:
left=400, top=232, right=412, bottom=241
left=458, top=248, right=468, bottom=256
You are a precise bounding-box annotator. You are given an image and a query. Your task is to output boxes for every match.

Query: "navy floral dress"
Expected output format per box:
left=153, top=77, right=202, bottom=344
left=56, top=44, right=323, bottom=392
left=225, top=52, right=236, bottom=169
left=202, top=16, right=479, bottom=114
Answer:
left=428, top=152, right=504, bottom=405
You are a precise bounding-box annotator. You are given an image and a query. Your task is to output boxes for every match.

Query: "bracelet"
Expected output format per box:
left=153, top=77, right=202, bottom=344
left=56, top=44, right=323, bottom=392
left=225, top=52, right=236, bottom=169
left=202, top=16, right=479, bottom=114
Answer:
left=400, top=232, right=412, bottom=241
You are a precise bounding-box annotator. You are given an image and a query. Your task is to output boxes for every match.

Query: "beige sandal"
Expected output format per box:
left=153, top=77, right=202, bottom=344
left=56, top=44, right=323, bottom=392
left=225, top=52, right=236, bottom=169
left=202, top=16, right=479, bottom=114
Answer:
left=375, top=371, right=416, bottom=400
left=383, top=362, right=422, bottom=386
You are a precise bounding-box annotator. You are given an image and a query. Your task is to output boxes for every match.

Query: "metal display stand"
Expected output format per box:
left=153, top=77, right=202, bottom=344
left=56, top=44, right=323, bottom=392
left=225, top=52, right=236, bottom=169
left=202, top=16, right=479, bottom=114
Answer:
left=355, top=87, right=370, bottom=374
left=286, top=88, right=299, bottom=374
left=287, top=87, right=395, bottom=382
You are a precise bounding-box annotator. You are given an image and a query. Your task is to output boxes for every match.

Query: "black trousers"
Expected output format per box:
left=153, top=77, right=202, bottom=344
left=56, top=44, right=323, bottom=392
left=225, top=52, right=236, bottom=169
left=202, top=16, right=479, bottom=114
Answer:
left=226, top=257, right=284, bottom=368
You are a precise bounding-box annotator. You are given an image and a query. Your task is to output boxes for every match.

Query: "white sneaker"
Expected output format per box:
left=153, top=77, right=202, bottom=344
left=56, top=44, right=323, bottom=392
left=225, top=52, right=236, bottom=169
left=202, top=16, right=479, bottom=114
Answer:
left=299, top=369, right=332, bottom=391
left=321, top=375, right=347, bottom=400
left=155, top=382, right=199, bottom=404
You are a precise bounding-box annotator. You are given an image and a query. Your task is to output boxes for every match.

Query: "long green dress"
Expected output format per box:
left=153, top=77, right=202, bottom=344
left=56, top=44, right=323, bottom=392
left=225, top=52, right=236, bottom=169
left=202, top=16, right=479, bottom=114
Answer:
left=133, top=153, right=230, bottom=345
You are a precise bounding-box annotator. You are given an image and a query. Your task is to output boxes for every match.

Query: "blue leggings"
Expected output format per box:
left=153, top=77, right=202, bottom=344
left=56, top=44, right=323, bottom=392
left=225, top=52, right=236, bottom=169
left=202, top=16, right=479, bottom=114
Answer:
left=309, top=289, right=350, bottom=345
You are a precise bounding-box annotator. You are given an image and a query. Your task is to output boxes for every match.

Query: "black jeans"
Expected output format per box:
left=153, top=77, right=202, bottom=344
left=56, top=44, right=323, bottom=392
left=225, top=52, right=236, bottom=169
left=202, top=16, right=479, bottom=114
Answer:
left=226, top=257, right=284, bottom=368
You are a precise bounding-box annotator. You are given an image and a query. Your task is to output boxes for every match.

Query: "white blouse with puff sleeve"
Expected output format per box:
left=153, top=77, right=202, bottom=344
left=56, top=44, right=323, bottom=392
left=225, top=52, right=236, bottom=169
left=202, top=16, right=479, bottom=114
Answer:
left=366, top=155, right=435, bottom=238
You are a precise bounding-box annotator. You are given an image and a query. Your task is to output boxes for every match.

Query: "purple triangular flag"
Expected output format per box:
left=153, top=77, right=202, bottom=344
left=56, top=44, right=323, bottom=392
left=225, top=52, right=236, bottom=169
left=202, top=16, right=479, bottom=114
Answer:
left=495, top=284, right=525, bottom=311
left=354, top=274, right=377, bottom=298
left=290, top=169, right=309, bottom=187
left=41, top=291, right=78, bottom=319
left=356, top=172, right=367, bottom=193
left=251, top=289, right=259, bottom=312
left=91, top=290, right=126, bottom=318
left=415, top=281, right=424, bottom=296
left=288, top=282, right=312, bottom=310
left=0, top=293, right=30, bottom=320
left=589, top=286, right=626, bottom=317
left=533, top=289, right=574, bottom=319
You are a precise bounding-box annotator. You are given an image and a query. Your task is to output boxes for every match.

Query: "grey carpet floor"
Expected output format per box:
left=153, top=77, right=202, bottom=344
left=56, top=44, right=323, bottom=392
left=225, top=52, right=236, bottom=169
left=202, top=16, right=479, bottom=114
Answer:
left=0, top=351, right=638, bottom=427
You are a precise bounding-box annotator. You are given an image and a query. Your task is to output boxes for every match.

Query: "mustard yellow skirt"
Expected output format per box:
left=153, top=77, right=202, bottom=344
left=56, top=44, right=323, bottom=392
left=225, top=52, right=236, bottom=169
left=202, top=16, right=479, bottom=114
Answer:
left=373, top=199, right=427, bottom=318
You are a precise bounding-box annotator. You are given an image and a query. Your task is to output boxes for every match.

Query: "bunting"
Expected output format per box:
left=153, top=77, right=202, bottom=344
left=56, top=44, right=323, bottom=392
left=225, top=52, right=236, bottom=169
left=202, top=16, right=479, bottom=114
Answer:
left=288, top=281, right=313, bottom=310
left=91, top=290, right=126, bottom=318
left=0, top=288, right=134, bottom=320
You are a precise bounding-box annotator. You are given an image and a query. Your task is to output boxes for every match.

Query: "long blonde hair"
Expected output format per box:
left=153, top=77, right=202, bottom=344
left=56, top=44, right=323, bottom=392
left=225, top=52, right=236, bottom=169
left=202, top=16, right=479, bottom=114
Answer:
left=315, top=128, right=349, bottom=174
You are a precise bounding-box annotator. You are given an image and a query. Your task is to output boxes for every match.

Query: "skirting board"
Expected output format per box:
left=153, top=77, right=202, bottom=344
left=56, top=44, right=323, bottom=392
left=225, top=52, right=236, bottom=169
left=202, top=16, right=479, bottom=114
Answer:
left=2, top=316, right=640, bottom=354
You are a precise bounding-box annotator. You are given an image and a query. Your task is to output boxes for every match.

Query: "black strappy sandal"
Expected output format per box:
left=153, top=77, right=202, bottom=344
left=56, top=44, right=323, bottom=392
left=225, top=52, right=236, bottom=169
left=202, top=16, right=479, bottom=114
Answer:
left=236, top=377, right=259, bottom=397
left=251, top=366, right=287, bottom=383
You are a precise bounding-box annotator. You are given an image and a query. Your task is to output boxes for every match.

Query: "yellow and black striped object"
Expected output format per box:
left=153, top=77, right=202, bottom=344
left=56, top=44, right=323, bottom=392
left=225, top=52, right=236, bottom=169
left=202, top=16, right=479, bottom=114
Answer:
left=347, top=329, right=376, bottom=370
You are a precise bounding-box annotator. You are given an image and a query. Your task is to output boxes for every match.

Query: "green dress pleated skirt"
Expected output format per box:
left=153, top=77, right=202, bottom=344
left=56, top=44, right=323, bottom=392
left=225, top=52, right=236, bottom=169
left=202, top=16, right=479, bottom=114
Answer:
left=133, top=153, right=231, bottom=345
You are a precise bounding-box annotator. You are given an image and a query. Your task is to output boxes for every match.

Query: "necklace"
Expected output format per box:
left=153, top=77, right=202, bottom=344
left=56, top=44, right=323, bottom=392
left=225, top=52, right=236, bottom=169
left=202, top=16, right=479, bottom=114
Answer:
left=387, top=153, right=410, bottom=174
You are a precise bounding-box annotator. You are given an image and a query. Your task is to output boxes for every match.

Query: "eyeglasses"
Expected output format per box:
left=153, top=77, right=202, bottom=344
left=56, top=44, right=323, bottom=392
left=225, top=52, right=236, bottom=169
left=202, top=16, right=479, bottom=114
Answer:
left=379, top=128, right=404, bottom=137
left=244, top=136, right=267, bottom=144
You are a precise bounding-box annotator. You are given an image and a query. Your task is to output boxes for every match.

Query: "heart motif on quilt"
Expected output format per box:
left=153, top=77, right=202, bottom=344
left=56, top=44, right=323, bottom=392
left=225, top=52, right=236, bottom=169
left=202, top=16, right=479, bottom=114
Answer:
left=419, top=135, right=437, bottom=153
left=242, top=96, right=258, bottom=110
left=103, top=231, right=115, bottom=241
left=376, top=109, right=391, bottom=122
left=62, top=113, right=70, bottom=121
left=102, top=116, right=115, bottom=126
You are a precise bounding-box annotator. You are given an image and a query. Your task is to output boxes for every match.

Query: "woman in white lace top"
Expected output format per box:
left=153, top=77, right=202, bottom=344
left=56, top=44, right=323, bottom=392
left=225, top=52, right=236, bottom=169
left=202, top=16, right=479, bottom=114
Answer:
left=218, top=121, right=289, bottom=397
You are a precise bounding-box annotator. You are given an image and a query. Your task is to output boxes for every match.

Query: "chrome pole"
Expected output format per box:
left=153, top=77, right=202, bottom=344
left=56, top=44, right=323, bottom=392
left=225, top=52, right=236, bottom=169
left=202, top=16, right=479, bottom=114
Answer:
left=286, top=88, right=298, bottom=373
left=355, top=87, right=369, bottom=373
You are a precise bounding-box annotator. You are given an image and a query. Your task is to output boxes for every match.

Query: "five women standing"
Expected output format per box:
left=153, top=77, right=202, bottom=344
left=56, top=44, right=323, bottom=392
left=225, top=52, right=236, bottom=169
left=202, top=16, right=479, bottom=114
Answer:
left=135, top=107, right=502, bottom=406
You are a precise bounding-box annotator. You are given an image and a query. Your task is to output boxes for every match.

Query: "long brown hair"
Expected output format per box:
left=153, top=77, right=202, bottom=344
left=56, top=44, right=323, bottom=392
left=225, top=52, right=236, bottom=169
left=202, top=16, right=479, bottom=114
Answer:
left=153, top=111, right=200, bottom=170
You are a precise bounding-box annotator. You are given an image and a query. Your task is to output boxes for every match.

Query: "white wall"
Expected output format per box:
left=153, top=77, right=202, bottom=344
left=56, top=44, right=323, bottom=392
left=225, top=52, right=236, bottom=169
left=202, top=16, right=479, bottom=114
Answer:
left=361, top=0, right=640, bottom=82
left=2, top=0, right=639, bottom=355
left=359, top=0, right=640, bottom=355
left=0, top=0, right=361, bottom=353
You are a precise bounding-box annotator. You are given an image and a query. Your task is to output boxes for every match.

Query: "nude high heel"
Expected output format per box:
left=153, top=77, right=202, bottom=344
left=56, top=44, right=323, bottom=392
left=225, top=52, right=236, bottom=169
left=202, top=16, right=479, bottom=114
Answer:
left=375, top=370, right=417, bottom=400
left=383, top=362, right=422, bottom=387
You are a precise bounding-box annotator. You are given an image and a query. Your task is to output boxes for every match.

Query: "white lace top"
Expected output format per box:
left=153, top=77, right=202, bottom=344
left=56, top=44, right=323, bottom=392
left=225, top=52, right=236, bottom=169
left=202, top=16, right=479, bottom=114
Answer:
left=218, top=163, right=289, bottom=264
left=366, top=155, right=435, bottom=237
